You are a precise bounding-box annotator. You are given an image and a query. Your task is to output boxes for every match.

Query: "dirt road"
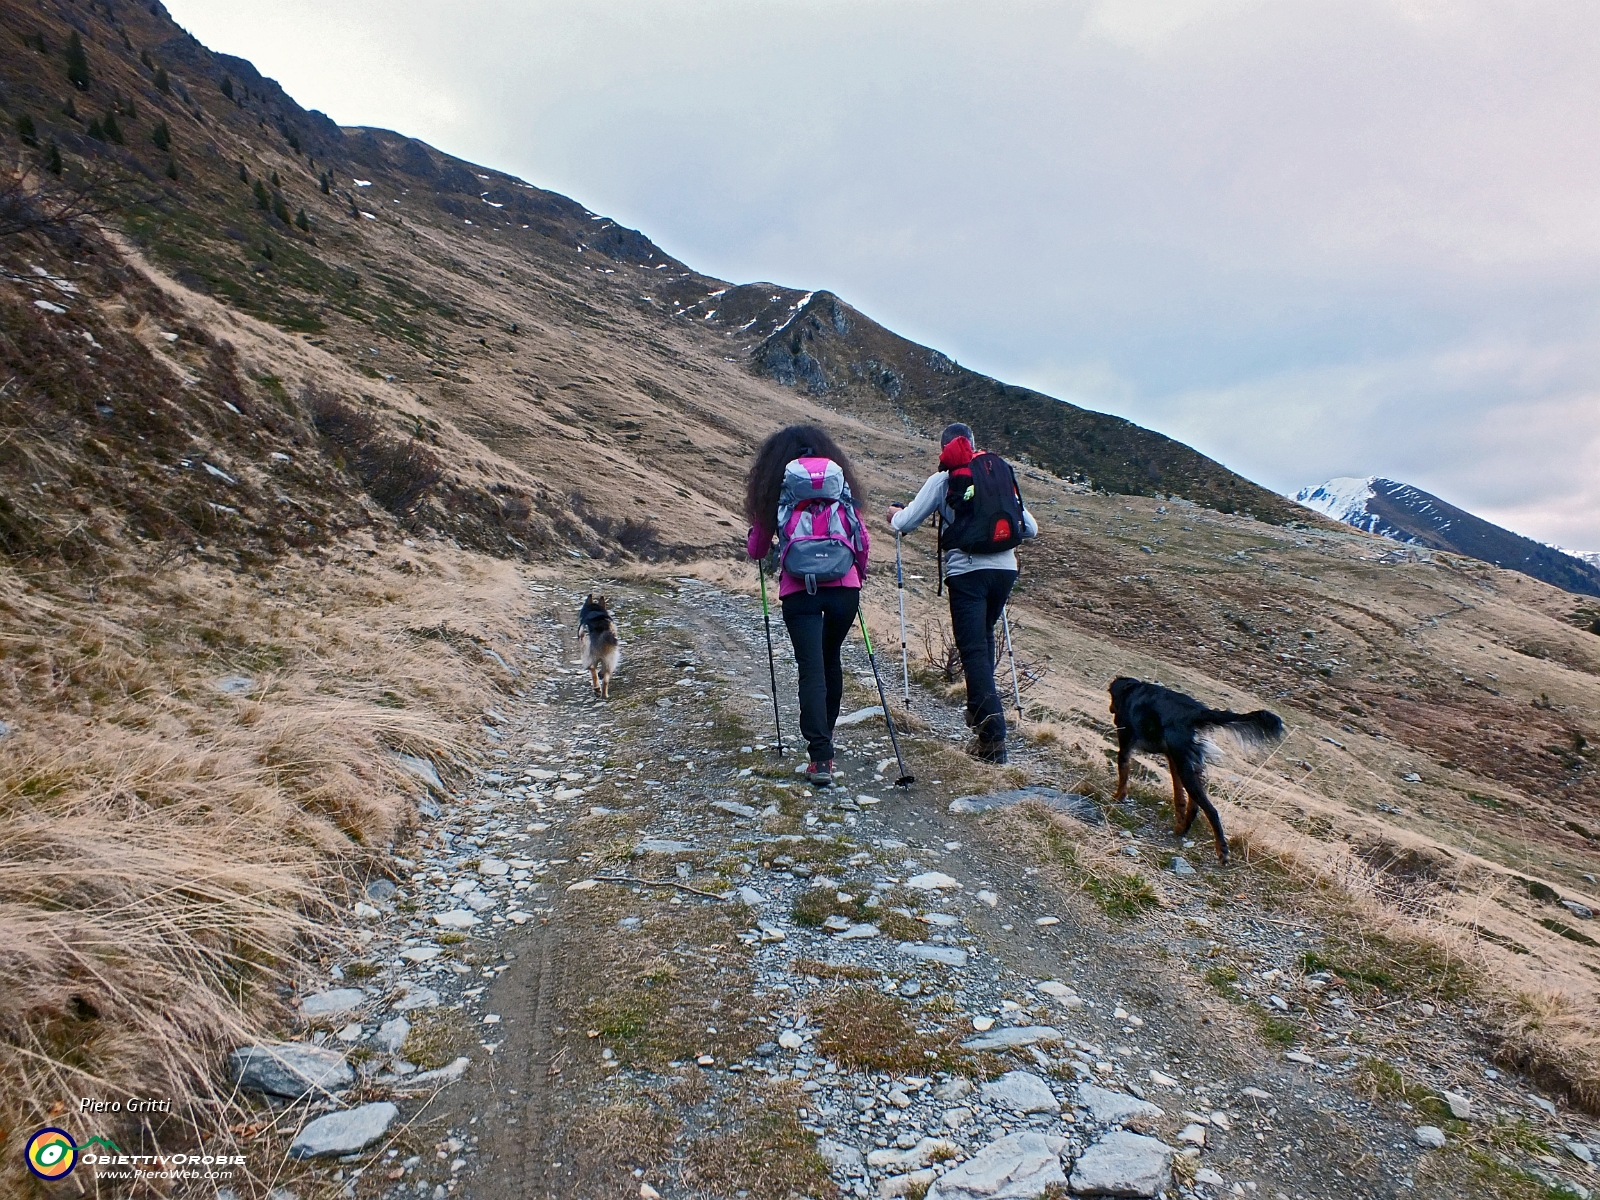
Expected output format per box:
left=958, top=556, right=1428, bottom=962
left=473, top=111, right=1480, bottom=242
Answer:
left=326, top=574, right=1592, bottom=1200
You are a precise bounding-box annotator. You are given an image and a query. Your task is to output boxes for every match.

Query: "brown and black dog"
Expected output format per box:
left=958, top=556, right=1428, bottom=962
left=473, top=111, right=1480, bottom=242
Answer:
left=578, top=594, right=621, bottom=699
left=1108, top=677, right=1284, bottom=864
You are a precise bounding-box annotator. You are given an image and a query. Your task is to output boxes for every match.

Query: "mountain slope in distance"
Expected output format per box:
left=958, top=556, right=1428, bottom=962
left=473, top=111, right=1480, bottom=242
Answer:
left=702, top=288, right=1299, bottom=523
left=1296, top=476, right=1600, bottom=597
left=0, top=0, right=1288, bottom=525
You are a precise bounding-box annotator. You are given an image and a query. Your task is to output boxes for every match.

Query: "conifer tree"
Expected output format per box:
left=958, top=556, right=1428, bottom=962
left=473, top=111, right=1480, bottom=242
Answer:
left=253, top=179, right=270, bottom=210
left=66, top=31, right=90, bottom=91
left=86, top=117, right=105, bottom=141
left=46, top=142, right=63, bottom=176
left=64, top=97, right=78, bottom=120
left=16, top=113, right=38, bottom=147
left=273, top=194, right=291, bottom=225
left=220, top=76, right=234, bottom=101
left=238, top=162, right=249, bottom=183
left=151, top=119, right=170, bottom=151
left=140, top=49, right=152, bottom=69
left=320, top=172, right=331, bottom=195
left=294, top=208, right=310, bottom=232
left=270, top=170, right=280, bottom=187
left=125, top=96, right=138, bottom=119
left=166, top=159, right=179, bottom=181
left=102, top=112, right=123, bottom=143
left=154, top=67, right=169, bottom=94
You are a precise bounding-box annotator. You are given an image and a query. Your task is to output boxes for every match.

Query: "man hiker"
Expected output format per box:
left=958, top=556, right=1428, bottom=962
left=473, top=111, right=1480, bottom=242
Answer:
left=887, top=423, right=1037, bottom=763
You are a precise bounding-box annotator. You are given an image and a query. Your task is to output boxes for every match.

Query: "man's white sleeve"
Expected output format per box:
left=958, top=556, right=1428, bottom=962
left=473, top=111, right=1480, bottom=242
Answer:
left=891, top=472, right=948, bottom=533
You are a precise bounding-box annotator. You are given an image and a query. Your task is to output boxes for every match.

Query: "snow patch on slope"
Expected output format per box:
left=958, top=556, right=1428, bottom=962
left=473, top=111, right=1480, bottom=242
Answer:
left=1293, top=477, right=1375, bottom=524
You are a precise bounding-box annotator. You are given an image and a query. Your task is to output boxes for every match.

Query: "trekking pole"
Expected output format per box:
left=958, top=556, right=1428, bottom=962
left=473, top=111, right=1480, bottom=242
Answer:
left=856, top=608, right=915, bottom=787
left=893, top=510, right=910, bottom=707
left=1000, top=605, right=1023, bottom=723
left=758, top=558, right=784, bottom=757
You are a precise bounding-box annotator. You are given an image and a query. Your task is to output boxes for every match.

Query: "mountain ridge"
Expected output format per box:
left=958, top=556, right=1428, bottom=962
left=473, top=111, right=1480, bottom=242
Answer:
left=1295, top=475, right=1600, bottom=597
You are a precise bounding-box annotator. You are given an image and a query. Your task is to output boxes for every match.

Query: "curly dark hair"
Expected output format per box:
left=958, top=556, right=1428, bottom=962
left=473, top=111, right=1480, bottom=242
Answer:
left=743, top=424, right=864, bottom=531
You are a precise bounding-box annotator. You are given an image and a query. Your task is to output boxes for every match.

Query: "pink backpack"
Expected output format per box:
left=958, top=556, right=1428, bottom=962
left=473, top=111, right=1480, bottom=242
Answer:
left=777, top=457, right=867, bottom=593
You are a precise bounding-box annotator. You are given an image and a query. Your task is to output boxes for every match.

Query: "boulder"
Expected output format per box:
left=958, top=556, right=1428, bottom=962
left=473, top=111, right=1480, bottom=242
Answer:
left=926, top=1131, right=1068, bottom=1200
left=1414, top=1125, right=1446, bottom=1149
left=228, top=1044, right=353, bottom=1098
left=981, top=1071, right=1061, bottom=1114
left=1068, top=1130, right=1173, bottom=1197
left=1075, top=1082, right=1163, bottom=1126
left=288, top=1102, right=399, bottom=1158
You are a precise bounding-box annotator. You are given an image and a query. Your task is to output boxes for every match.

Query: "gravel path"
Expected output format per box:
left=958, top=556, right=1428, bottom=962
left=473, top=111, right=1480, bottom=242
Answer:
left=262, top=575, right=1599, bottom=1200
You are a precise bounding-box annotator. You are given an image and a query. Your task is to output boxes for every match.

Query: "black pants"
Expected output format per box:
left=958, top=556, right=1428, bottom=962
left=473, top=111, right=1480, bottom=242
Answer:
left=946, top=568, right=1017, bottom=743
left=781, top=586, right=860, bottom=765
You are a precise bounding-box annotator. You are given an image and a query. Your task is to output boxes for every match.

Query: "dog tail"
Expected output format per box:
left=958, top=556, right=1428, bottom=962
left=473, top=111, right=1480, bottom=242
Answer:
left=1197, top=708, right=1284, bottom=749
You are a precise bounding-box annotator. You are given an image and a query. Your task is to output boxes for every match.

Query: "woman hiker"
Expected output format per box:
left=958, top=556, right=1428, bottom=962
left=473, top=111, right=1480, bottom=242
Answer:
left=745, top=424, right=871, bottom=788
left=887, top=422, right=1037, bottom=764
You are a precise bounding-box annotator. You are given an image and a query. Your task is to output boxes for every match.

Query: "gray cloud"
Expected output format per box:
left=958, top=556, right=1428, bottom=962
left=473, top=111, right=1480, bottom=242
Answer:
left=166, top=0, right=1600, bottom=549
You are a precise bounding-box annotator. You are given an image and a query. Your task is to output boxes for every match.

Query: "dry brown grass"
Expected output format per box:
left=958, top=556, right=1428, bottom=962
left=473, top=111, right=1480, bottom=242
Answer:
left=0, top=545, right=523, bottom=1190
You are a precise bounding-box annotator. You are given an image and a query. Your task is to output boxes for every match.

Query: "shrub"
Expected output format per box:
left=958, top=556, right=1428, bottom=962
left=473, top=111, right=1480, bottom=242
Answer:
left=45, top=143, right=62, bottom=177
left=237, top=162, right=247, bottom=183
left=252, top=179, right=269, bottom=210
left=308, top=388, right=443, bottom=518
left=65, top=32, right=90, bottom=91
left=220, top=76, right=234, bottom=101
left=165, top=159, right=178, bottom=182
left=85, top=118, right=105, bottom=142
left=153, top=67, right=169, bottom=94
left=101, top=112, right=123, bottom=145
left=16, top=114, right=37, bottom=147
left=294, top=208, right=309, bottom=232
left=150, top=119, right=170, bottom=152
left=272, top=194, right=291, bottom=225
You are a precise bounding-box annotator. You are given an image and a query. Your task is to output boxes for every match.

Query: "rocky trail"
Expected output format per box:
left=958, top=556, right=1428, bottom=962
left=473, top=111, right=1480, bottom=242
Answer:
left=249, top=575, right=1600, bottom=1200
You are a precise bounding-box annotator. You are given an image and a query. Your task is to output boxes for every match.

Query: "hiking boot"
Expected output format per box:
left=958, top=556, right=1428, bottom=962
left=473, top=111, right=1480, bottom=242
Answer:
left=804, top=759, right=834, bottom=787
left=968, top=738, right=1007, bottom=765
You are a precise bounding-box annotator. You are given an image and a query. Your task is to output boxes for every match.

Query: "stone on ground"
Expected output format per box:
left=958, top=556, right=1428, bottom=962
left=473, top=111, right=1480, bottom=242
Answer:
left=1076, top=1081, right=1163, bottom=1125
left=288, top=1101, right=399, bottom=1158
left=925, top=1131, right=1068, bottom=1200
left=299, top=988, right=365, bottom=1017
left=1414, top=1125, right=1446, bottom=1149
left=947, top=787, right=1103, bottom=824
left=228, top=1043, right=353, bottom=1098
left=1068, top=1130, right=1173, bottom=1197
left=376, top=1017, right=410, bottom=1053
left=961, top=1025, right=1063, bottom=1051
left=980, top=1070, right=1060, bottom=1113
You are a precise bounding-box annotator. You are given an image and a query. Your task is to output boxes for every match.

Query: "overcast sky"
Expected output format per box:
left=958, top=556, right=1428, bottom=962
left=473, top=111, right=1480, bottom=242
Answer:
left=166, top=0, right=1600, bottom=551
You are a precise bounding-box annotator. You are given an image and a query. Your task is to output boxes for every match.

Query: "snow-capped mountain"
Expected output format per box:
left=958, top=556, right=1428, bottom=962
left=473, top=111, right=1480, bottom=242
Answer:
left=1294, top=477, right=1600, bottom=597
